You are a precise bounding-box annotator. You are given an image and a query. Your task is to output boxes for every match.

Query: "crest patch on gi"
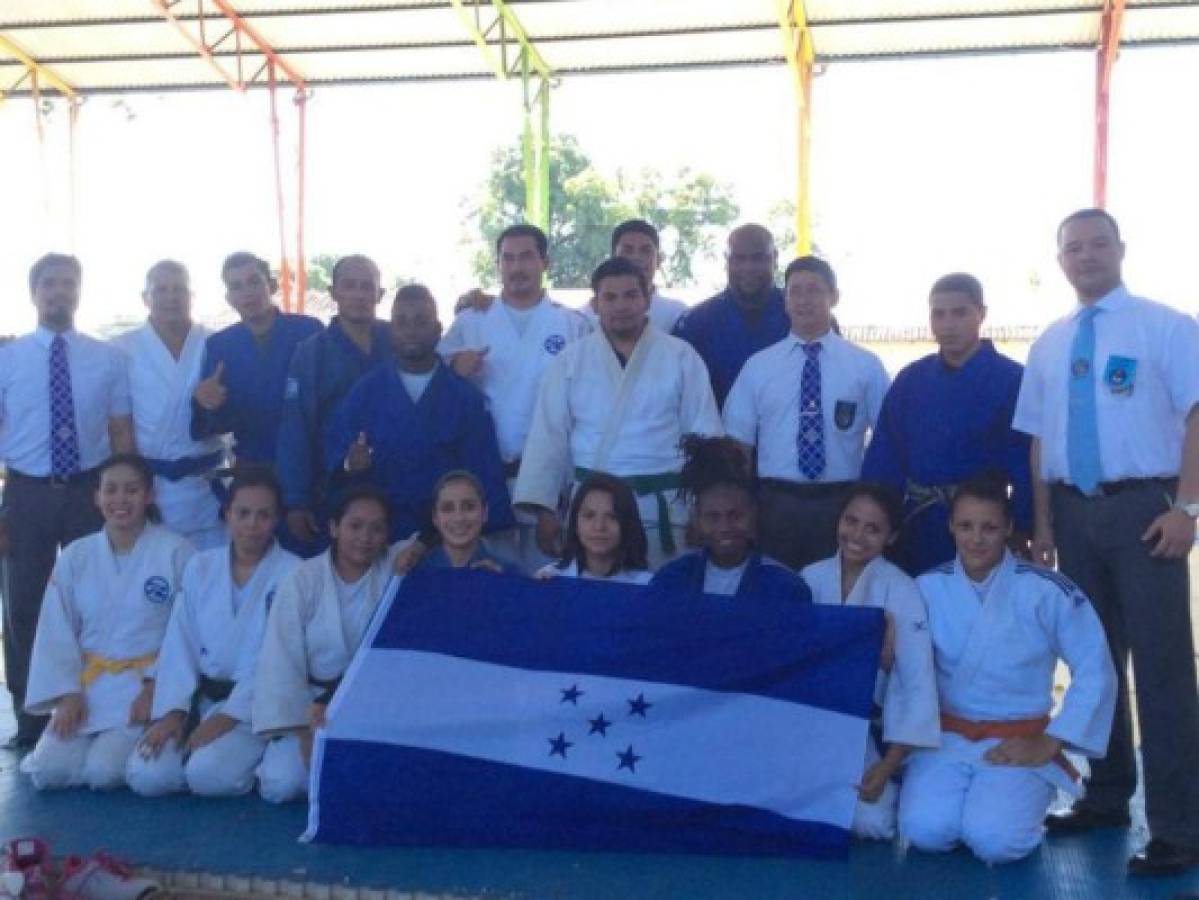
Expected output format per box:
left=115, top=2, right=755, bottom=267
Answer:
left=143, top=575, right=171, bottom=604
left=833, top=400, right=857, bottom=431
left=543, top=334, right=567, bottom=355
left=1103, top=355, right=1136, bottom=396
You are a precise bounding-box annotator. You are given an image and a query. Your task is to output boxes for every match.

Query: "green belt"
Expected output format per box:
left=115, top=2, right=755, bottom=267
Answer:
left=574, top=467, right=681, bottom=555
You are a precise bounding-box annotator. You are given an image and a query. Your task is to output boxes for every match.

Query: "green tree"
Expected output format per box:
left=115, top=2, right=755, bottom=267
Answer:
left=464, top=135, right=738, bottom=289
left=306, top=253, right=337, bottom=293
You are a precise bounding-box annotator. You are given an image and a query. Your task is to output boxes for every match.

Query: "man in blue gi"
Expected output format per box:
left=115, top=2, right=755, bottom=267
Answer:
left=276, top=255, right=392, bottom=556
left=672, top=223, right=789, bottom=408
left=191, top=252, right=322, bottom=465
left=861, top=273, right=1031, bottom=574
left=326, top=284, right=514, bottom=543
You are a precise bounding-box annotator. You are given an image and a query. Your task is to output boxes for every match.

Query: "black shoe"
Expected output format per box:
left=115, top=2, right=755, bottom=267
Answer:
left=0, top=733, right=36, bottom=752
left=1127, top=838, right=1199, bottom=876
left=1044, top=804, right=1131, bottom=833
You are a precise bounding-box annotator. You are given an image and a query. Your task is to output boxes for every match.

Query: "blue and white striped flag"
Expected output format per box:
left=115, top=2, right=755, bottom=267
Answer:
left=305, top=568, right=883, bottom=859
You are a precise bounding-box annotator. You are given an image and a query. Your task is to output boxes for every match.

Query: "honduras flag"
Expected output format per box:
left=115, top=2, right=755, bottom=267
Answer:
left=305, top=568, right=883, bottom=859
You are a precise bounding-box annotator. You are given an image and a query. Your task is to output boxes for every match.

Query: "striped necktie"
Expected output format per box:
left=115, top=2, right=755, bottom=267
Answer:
left=49, top=333, right=81, bottom=478
left=797, top=342, right=825, bottom=479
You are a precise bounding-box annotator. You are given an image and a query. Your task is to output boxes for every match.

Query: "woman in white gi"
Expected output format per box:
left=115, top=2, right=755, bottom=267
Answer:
left=251, top=485, right=400, bottom=802
left=898, top=473, right=1117, bottom=864
left=651, top=437, right=812, bottom=602
left=126, top=466, right=299, bottom=796
left=801, top=483, right=939, bottom=840
left=536, top=473, right=651, bottom=584
left=414, top=471, right=523, bottom=575
left=20, top=455, right=192, bottom=790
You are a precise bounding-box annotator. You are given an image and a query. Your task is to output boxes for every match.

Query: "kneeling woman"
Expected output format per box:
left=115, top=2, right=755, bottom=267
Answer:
left=251, top=486, right=401, bottom=802
left=898, top=474, right=1116, bottom=864
left=801, top=484, right=939, bottom=840
left=651, top=437, right=810, bottom=601
left=414, top=471, right=523, bottom=575
left=127, top=467, right=300, bottom=797
left=536, top=473, right=651, bottom=584
left=20, top=454, right=193, bottom=790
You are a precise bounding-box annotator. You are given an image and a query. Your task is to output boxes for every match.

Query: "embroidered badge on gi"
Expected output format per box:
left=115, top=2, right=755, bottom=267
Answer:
left=1103, top=355, right=1136, bottom=396
left=834, top=400, right=857, bottom=431
left=143, top=576, right=171, bottom=604
left=543, top=334, right=567, bottom=355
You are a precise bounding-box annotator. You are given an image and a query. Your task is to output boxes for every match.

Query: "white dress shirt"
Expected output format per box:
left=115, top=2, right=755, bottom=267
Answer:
left=1012, top=286, right=1199, bottom=483
left=723, top=330, right=890, bottom=482
left=0, top=327, right=132, bottom=475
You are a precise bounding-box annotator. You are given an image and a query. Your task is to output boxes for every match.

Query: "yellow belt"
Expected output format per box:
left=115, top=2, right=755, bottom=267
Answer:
left=80, top=652, right=157, bottom=688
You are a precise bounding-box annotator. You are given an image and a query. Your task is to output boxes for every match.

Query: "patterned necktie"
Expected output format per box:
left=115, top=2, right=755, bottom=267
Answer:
left=1067, top=306, right=1102, bottom=494
left=49, top=334, right=81, bottom=478
left=797, top=341, right=825, bottom=479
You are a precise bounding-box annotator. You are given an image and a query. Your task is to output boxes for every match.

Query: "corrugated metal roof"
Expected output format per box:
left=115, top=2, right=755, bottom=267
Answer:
left=1, top=1, right=1197, bottom=96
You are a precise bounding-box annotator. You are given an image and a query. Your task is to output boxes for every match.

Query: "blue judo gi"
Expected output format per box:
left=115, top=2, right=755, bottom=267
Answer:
left=861, top=340, right=1032, bottom=575
left=191, top=311, right=322, bottom=464
left=650, top=550, right=813, bottom=603
left=276, top=318, right=393, bottom=555
left=325, top=361, right=515, bottom=543
left=672, top=287, right=789, bottom=408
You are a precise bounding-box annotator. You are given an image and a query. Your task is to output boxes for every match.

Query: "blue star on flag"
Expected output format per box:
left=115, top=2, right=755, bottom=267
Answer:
left=617, top=745, right=641, bottom=773
left=560, top=684, right=585, bottom=705
left=627, top=692, right=652, bottom=717
left=588, top=713, right=611, bottom=737
left=548, top=731, right=573, bottom=759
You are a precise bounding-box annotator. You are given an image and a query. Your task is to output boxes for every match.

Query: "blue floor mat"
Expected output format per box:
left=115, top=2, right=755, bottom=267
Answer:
left=1, top=749, right=1196, bottom=899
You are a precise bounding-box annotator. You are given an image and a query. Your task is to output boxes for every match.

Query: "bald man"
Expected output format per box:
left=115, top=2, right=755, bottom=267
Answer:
left=672, top=224, right=789, bottom=408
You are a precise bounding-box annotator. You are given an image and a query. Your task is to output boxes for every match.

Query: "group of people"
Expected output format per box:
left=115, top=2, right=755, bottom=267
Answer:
left=0, top=207, right=1196, bottom=876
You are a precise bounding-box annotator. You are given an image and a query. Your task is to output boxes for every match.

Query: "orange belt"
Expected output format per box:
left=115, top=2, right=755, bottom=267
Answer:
left=941, top=712, right=1080, bottom=781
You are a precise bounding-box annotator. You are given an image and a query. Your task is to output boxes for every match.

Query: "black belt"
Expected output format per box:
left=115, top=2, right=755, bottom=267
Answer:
left=1053, top=477, right=1173, bottom=499
left=310, top=675, right=341, bottom=705
left=197, top=676, right=234, bottom=703
left=503, top=458, right=522, bottom=479
left=6, top=466, right=99, bottom=488
left=759, top=478, right=854, bottom=500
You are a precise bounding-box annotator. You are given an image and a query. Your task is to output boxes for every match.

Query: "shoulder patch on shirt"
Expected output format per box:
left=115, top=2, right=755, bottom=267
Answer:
left=143, top=575, right=172, bottom=605
left=543, top=334, right=567, bottom=355
left=1014, top=563, right=1079, bottom=597
left=1103, top=355, right=1137, bottom=396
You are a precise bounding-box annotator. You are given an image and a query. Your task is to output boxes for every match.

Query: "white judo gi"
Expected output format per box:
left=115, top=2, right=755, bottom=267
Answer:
left=251, top=545, right=400, bottom=803
left=439, top=296, right=591, bottom=569
left=801, top=554, right=940, bottom=839
left=899, top=551, right=1117, bottom=863
left=112, top=323, right=226, bottom=549
left=126, top=542, right=299, bottom=797
left=20, top=525, right=192, bottom=790
left=513, top=326, right=722, bottom=568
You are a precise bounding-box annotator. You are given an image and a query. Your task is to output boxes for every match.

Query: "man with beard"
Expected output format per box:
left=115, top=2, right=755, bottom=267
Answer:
left=515, top=257, right=721, bottom=566
left=672, top=223, right=789, bottom=408
left=439, top=224, right=589, bottom=568
left=0, top=253, right=135, bottom=749
left=326, top=284, right=513, bottom=544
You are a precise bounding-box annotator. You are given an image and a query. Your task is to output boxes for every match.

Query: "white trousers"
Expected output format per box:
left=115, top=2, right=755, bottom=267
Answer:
left=256, top=733, right=309, bottom=804
left=852, top=741, right=900, bottom=840
left=898, top=733, right=1057, bottom=864
left=20, top=725, right=142, bottom=791
left=126, top=721, right=267, bottom=797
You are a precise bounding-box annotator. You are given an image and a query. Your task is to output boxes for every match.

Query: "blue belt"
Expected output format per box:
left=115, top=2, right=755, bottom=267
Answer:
left=145, top=450, right=224, bottom=482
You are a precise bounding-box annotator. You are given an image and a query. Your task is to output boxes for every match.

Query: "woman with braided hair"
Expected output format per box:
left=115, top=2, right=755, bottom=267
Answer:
left=650, top=435, right=811, bottom=602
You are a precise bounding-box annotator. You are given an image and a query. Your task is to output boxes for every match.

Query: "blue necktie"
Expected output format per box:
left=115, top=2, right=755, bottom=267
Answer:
left=49, top=334, right=81, bottom=478
left=1067, top=307, right=1102, bottom=494
left=797, top=342, right=825, bottom=479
